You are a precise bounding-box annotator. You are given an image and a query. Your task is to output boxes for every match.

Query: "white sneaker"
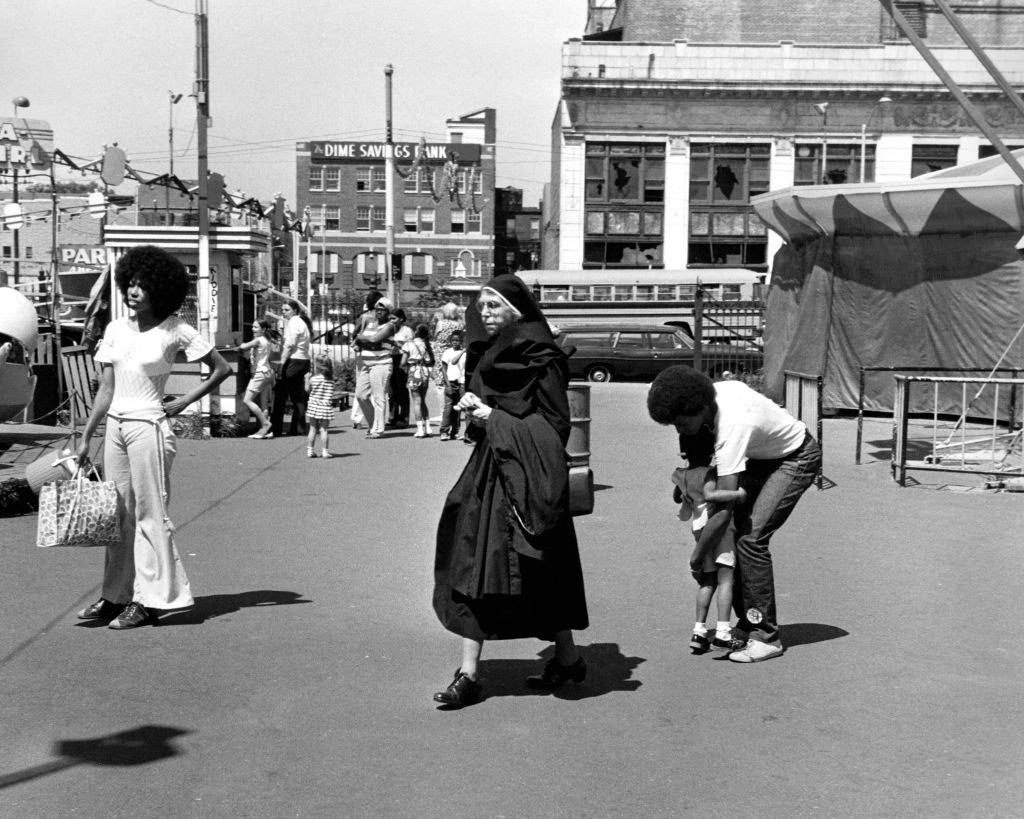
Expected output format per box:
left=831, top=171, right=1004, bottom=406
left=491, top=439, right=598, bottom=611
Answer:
left=728, top=638, right=784, bottom=663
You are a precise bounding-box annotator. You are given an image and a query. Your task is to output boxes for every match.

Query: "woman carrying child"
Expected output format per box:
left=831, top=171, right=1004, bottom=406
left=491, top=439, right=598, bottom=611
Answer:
left=306, top=354, right=336, bottom=458
left=234, top=317, right=280, bottom=439
left=401, top=323, right=435, bottom=438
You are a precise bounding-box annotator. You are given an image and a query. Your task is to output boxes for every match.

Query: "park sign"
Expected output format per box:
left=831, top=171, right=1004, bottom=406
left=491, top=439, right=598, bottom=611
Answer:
left=309, top=140, right=481, bottom=165
left=0, top=117, right=53, bottom=172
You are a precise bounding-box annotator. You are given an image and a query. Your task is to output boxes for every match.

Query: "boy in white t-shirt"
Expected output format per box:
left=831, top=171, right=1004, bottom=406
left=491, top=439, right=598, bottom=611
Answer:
left=648, top=366, right=821, bottom=664
left=438, top=330, right=465, bottom=441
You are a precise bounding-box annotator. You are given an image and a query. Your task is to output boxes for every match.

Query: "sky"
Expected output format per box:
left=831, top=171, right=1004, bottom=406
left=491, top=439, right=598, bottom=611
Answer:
left=4, top=0, right=586, bottom=208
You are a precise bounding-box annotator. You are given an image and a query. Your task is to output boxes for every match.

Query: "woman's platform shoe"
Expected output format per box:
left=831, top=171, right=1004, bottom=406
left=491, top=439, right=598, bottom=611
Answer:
left=526, top=656, right=587, bottom=690
left=433, top=669, right=483, bottom=707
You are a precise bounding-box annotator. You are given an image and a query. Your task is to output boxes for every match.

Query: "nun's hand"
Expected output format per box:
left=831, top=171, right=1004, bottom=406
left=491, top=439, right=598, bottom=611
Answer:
left=455, top=391, right=480, bottom=412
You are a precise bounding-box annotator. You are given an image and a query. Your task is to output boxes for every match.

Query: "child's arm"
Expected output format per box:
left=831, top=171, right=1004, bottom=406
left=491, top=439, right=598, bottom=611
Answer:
left=703, top=484, right=747, bottom=505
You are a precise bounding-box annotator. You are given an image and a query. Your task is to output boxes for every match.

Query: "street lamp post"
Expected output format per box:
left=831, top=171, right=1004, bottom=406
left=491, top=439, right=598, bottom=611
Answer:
left=814, top=102, right=829, bottom=184
left=859, top=96, right=893, bottom=183
left=11, top=96, right=30, bottom=284
left=166, top=91, right=182, bottom=223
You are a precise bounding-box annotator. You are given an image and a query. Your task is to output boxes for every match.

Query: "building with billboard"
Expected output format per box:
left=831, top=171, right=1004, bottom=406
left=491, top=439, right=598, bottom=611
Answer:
left=294, top=108, right=496, bottom=310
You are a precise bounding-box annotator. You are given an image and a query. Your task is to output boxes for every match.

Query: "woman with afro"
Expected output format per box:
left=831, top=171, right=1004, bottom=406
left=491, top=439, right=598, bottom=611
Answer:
left=75, top=245, right=230, bottom=629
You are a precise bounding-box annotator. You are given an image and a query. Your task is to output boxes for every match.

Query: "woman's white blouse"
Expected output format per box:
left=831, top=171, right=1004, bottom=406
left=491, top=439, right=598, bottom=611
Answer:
left=94, top=316, right=213, bottom=420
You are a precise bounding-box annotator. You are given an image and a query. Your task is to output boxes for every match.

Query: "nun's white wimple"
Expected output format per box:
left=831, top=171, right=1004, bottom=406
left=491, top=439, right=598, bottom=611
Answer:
left=480, top=286, right=522, bottom=318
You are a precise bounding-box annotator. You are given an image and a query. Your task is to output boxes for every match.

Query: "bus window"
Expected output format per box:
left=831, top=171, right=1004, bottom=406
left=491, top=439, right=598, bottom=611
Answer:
left=678, top=284, right=696, bottom=301
left=571, top=286, right=591, bottom=302
left=613, top=286, right=633, bottom=302
left=656, top=286, right=676, bottom=301
left=544, top=286, right=570, bottom=302
left=722, top=284, right=742, bottom=301
left=593, top=286, right=612, bottom=302
left=635, top=285, right=655, bottom=302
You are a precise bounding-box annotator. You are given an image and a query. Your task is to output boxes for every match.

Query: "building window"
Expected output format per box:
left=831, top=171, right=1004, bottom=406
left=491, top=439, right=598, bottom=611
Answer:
left=419, top=208, right=435, bottom=233
left=688, top=143, right=770, bottom=268
left=452, top=250, right=480, bottom=277
left=324, top=167, right=340, bottom=191
left=356, top=206, right=370, bottom=231
left=24, top=247, right=33, bottom=259
left=979, top=144, right=1024, bottom=159
left=584, top=142, right=666, bottom=268
left=310, top=206, right=324, bottom=231
left=309, top=166, right=323, bottom=191
left=2, top=246, right=10, bottom=259
left=356, top=168, right=371, bottom=192
left=795, top=144, right=875, bottom=185
left=405, top=253, right=433, bottom=285
left=467, top=210, right=481, bottom=234
left=372, top=167, right=387, bottom=192
left=885, top=2, right=927, bottom=40
left=371, top=206, right=386, bottom=232
left=529, top=218, right=540, bottom=240
left=451, top=209, right=466, bottom=234
left=912, top=144, right=958, bottom=177
left=403, top=168, right=434, bottom=195
left=324, top=206, right=340, bottom=232
left=403, top=209, right=418, bottom=232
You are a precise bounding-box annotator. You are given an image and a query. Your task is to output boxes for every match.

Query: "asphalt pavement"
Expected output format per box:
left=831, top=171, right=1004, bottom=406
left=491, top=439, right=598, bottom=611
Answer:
left=1, top=383, right=1021, bottom=817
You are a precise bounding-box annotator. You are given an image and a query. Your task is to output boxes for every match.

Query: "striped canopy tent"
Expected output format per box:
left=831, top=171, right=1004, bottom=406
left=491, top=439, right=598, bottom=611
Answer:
left=752, top=149, right=1024, bottom=414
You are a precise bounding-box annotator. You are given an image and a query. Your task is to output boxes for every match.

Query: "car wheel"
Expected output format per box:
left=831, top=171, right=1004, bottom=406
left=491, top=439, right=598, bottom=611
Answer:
left=587, top=365, right=612, bottom=383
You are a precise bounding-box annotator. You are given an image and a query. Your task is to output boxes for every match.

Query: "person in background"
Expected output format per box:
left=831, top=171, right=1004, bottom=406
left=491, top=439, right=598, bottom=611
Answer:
left=74, top=244, right=230, bottom=629
left=270, top=299, right=312, bottom=437
left=305, top=353, right=336, bottom=458
left=647, top=365, right=821, bottom=663
left=349, top=292, right=381, bottom=430
left=431, top=302, right=465, bottom=421
left=388, top=307, right=413, bottom=429
left=401, top=323, right=435, bottom=438
left=432, top=276, right=588, bottom=708
left=353, top=295, right=399, bottom=439
left=234, top=317, right=280, bottom=439
left=438, top=330, right=465, bottom=441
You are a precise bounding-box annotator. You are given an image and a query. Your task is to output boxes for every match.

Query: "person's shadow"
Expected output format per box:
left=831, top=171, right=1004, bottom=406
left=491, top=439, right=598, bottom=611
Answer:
left=709, top=622, right=848, bottom=660
left=71, top=590, right=311, bottom=628
left=447, top=642, right=643, bottom=707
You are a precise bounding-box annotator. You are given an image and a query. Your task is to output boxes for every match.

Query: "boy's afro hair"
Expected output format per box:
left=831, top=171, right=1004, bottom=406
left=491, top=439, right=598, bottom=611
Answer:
left=647, top=365, right=716, bottom=424
left=114, top=245, right=189, bottom=320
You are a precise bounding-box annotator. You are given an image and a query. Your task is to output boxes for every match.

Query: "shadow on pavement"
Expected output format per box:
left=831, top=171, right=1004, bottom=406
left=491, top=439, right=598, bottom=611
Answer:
left=778, top=622, right=849, bottom=647
left=156, top=590, right=312, bottom=626
left=477, top=642, right=643, bottom=702
left=0, top=724, right=190, bottom=790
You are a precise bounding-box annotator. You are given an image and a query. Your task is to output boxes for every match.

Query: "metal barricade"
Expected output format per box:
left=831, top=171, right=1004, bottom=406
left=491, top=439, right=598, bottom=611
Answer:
left=891, top=374, right=1024, bottom=486
left=783, top=370, right=824, bottom=489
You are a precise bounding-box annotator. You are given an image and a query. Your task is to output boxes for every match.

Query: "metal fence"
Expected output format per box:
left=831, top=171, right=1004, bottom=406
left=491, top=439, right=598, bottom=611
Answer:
left=692, top=291, right=764, bottom=379
left=891, top=374, right=1024, bottom=486
left=783, top=370, right=824, bottom=490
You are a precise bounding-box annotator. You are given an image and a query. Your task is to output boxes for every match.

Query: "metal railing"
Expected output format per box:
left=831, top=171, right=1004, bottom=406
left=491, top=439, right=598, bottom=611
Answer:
left=783, top=370, right=824, bottom=490
left=891, top=374, right=1024, bottom=486
left=856, top=366, right=1021, bottom=465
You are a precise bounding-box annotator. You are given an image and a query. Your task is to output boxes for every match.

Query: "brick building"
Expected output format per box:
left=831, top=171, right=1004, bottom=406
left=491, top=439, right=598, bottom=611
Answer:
left=295, top=109, right=496, bottom=309
left=547, top=0, right=1024, bottom=272
left=494, top=186, right=543, bottom=276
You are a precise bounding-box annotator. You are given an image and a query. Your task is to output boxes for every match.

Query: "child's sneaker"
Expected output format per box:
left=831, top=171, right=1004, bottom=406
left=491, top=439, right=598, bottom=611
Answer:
left=306, top=449, right=316, bottom=458
left=689, top=631, right=710, bottom=653
left=320, top=451, right=333, bottom=459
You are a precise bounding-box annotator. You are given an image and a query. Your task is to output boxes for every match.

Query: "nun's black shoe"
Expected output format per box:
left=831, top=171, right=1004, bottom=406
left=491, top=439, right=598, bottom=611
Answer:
left=433, top=669, right=482, bottom=707
left=526, top=656, right=587, bottom=690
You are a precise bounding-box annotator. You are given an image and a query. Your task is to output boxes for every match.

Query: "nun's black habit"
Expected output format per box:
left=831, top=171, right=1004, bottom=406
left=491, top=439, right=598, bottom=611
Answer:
left=433, top=276, right=589, bottom=641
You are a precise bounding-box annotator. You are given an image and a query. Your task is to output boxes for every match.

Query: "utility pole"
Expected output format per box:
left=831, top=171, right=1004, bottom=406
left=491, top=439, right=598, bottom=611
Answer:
left=166, top=91, right=182, bottom=223
left=194, top=0, right=215, bottom=426
left=384, top=64, right=396, bottom=304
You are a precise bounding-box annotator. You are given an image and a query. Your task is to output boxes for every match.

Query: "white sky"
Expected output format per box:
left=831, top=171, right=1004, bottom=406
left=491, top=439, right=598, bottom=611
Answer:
left=4, top=0, right=585, bottom=208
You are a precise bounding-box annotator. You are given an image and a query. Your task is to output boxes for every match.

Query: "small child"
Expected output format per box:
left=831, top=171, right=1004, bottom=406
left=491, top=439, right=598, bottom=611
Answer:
left=439, top=331, right=465, bottom=441
left=305, top=354, right=335, bottom=458
left=672, top=457, right=747, bottom=654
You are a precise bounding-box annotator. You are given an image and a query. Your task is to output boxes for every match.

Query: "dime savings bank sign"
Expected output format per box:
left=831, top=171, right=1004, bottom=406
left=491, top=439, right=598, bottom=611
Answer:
left=309, top=141, right=481, bottom=164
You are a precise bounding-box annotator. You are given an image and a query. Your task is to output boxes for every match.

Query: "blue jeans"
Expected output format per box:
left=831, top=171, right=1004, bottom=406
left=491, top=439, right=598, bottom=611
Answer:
left=731, top=433, right=821, bottom=644
left=440, top=382, right=463, bottom=436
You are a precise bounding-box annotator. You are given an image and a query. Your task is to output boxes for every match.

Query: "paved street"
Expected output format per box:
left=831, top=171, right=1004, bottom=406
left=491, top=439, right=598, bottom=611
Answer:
left=1, top=383, right=1021, bottom=816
